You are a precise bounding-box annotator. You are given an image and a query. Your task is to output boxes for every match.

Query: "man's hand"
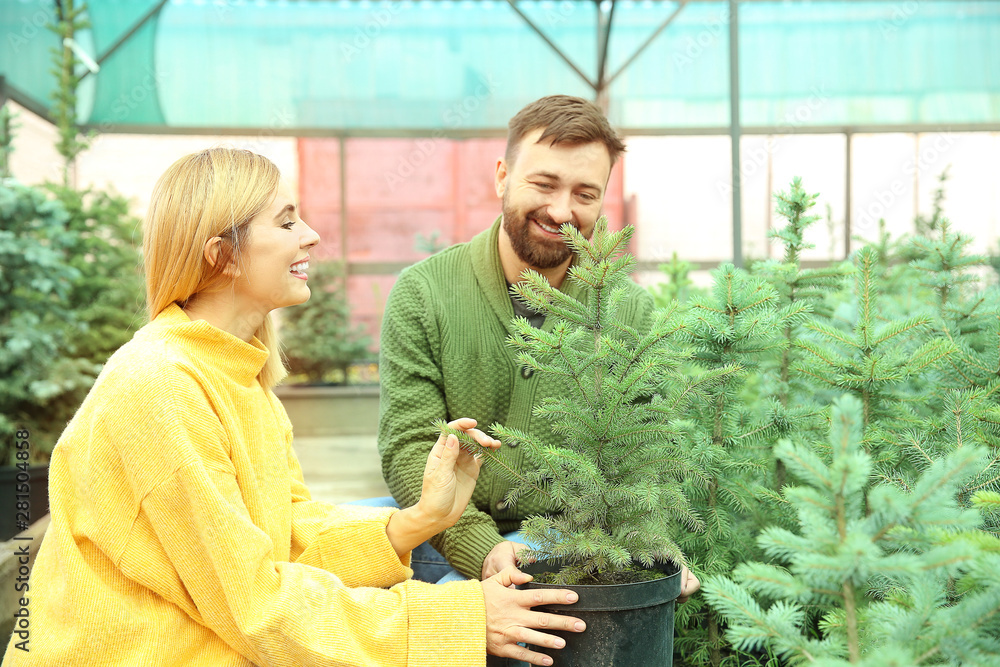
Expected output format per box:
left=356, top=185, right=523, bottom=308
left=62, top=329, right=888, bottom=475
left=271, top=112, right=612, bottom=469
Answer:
left=482, top=540, right=531, bottom=580
left=386, top=418, right=499, bottom=558
left=678, top=566, right=700, bottom=604
left=482, top=545, right=700, bottom=603
left=482, top=566, right=585, bottom=666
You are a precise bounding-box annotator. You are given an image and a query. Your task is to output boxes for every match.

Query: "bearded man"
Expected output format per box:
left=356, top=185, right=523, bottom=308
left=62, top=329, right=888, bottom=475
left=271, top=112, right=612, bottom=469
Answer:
left=376, top=96, right=699, bottom=609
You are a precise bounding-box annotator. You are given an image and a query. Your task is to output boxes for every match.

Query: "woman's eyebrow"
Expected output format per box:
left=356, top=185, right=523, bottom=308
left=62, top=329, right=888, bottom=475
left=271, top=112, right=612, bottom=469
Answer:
left=272, top=203, right=296, bottom=221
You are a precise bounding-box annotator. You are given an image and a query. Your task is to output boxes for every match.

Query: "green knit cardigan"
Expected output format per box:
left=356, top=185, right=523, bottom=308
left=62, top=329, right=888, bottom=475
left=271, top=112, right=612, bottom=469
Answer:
left=377, top=217, right=655, bottom=579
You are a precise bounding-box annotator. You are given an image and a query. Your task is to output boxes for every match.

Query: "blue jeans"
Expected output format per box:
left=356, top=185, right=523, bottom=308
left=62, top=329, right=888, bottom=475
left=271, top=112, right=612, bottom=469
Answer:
left=348, top=496, right=527, bottom=584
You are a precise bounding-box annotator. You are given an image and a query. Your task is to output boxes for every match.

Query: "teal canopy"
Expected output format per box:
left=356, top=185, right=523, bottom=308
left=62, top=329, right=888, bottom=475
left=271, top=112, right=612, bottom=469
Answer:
left=3, top=0, right=998, bottom=135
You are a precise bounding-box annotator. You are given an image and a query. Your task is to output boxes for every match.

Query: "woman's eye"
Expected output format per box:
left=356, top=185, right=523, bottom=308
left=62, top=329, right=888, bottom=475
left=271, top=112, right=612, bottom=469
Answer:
left=281, top=220, right=295, bottom=229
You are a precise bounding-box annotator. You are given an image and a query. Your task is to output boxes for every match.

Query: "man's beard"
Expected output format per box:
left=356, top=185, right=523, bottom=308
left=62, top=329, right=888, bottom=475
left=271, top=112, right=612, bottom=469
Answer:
left=501, top=192, right=575, bottom=270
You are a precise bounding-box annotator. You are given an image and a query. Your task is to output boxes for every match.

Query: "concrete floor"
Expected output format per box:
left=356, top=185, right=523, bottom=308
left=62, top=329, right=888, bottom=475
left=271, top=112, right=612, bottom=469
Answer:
left=291, top=434, right=391, bottom=504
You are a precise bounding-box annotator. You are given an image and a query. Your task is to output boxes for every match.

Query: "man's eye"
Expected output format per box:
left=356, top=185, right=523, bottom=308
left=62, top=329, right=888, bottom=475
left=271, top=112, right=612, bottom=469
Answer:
left=579, top=193, right=597, bottom=202
left=534, top=182, right=554, bottom=190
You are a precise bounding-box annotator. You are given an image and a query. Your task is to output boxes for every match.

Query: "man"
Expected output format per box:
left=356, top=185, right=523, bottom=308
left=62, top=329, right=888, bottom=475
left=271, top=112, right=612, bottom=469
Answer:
left=378, top=95, right=699, bottom=599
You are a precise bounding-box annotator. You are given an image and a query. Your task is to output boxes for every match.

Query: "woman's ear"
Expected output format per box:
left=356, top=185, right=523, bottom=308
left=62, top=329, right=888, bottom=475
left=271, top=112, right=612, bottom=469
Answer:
left=204, top=236, right=240, bottom=277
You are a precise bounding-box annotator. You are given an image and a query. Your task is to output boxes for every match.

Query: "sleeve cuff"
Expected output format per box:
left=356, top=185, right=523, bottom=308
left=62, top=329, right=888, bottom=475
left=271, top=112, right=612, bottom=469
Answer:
left=302, top=506, right=414, bottom=588
left=404, top=579, right=486, bottom=667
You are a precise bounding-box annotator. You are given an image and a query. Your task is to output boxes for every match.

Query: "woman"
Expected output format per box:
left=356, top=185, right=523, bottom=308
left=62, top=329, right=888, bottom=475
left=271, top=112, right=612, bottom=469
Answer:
left=4, top=148, right=583, bottom=666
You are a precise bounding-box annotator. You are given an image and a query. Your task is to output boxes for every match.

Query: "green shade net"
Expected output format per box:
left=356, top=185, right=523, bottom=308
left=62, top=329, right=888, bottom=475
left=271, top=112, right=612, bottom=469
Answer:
left=88, top=0, right=165, bottom=127
left=1, top=0, right=998, bottom=132
left=1, top=0, right=66, bottom=113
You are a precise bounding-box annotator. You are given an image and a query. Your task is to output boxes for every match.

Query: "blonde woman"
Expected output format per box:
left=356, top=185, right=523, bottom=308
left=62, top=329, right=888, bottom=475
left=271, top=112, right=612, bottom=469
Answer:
left=4, top=148, right=583, bottom=667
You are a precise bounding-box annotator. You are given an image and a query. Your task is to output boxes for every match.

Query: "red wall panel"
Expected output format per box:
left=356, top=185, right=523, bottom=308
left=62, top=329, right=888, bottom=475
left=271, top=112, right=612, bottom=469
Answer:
left=298, top=138, right=343, bottom=261
left=298, top=137, right=627, bottom=350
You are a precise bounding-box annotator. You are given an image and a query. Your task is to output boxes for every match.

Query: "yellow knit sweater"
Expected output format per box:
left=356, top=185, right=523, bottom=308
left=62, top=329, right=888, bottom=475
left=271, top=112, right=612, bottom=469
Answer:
left=3, top=305, right=486, bottom=666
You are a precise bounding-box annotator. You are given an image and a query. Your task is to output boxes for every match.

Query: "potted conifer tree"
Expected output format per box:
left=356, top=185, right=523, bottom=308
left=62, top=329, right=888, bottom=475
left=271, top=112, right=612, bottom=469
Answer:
left=281, top=260, right=371, bottom=385
left=439, top=218, right=719, bottom=666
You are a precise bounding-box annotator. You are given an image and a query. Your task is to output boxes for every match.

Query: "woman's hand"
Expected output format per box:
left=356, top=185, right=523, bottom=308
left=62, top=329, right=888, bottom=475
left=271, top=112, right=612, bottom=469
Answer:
left=385, top=418, right=499, bottom=558
left=415, top=417, right=499, bottom=528
left=482, top=566, right=585, bottom=667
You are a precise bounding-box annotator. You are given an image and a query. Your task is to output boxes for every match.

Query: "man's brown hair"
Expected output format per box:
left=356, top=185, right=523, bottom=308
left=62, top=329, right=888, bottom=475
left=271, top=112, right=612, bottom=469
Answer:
left=505, top=94, right=626, bottom=169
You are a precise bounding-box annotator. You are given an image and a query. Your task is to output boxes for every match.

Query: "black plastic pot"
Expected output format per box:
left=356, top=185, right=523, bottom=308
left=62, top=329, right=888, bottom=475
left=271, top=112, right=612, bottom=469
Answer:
left=513, top=560, right=681, bottom=667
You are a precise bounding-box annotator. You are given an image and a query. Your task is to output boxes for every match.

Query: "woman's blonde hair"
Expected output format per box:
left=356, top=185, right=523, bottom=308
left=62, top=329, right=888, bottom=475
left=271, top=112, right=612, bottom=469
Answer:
left=144, top=147, right=286, bottom=387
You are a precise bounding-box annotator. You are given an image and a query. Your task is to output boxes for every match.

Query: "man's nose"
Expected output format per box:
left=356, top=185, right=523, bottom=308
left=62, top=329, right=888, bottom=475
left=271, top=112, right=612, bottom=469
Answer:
left=547, top=191, right=573, bottom=225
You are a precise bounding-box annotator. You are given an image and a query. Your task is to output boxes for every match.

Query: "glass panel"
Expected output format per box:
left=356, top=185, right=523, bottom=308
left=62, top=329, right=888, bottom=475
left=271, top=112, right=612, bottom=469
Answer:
left=3, top=1, right=997, bottom=131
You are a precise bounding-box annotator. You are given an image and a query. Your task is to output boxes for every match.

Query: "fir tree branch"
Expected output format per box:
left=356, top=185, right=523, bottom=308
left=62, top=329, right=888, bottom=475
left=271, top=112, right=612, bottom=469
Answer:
left=842, top=580, right=861, bottom=663
left=731, top=420, right=781, bottom=443
left=608, top=451, right=686, bottom=483
left=794, top=366, right=843, bottom=389
left=609, top=426, right=683, bottom=464
left=551, top=328, right=599, bottom=414
left=965, top=471, right=1000, bottom=494
left=907, top=339, right=956, bottom=373
left=804, top=320, right=860, bottom=350
left=870, top=316, right=931, bottom=346
left=663, top=365, right=744, bottom=414
left=432, top=420, right=552, bottom=501
left=795, top=339, right=847, bottom=367
left=903, top=432, right=936, bottom=466
left=607, top=361, right=655, bottom=414
left=607, top=330, right=670, bottom=410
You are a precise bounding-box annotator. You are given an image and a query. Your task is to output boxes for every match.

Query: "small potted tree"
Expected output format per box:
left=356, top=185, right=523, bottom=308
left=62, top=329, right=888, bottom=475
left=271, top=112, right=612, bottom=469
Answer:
left=276, top=261, right=377, bottom=437
left=439, top=218, right=716, bottom=665
left=281, top=260, right=371, bottom=385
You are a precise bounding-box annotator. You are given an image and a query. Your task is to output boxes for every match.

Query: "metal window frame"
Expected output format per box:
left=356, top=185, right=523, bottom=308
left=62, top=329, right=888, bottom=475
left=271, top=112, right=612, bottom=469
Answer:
left=4, top=0, right=998, bottom=270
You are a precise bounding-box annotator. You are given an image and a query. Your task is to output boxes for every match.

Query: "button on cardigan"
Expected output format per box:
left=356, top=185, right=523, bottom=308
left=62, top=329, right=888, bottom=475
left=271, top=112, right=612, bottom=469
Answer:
left=3, top=304, right=485, bottom=666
